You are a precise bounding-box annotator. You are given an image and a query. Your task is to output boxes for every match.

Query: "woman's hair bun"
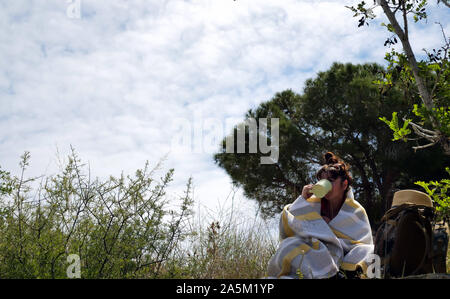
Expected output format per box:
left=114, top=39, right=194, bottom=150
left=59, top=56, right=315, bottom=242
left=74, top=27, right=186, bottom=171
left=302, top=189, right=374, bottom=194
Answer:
left=317, top=151, right=352, bottom=191
left=323, top=152, right=339, bottom=165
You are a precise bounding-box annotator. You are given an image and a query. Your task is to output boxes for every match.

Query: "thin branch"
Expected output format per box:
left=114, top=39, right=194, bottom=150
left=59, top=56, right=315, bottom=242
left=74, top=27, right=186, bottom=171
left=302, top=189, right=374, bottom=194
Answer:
left=412, top=142, right=437, bottom=151
left=439, top=0, right=450, bottom=9
left=436, top=22, right=449, bottom=46
left=410, top=125, right=439, bottom=140
left=401, top=1, right=409, bottom=41
left=408, top=120, right=440, bottom=137
left=430, top=22, right=449, bottom=98
left=393, top=3, right=403, bottom=14
left=379, top=0, right=436, bottom=114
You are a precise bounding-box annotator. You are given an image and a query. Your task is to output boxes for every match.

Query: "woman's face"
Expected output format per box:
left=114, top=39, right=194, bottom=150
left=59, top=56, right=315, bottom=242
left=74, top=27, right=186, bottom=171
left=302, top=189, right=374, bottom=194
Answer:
left=319, top=173, right=348, bottom=203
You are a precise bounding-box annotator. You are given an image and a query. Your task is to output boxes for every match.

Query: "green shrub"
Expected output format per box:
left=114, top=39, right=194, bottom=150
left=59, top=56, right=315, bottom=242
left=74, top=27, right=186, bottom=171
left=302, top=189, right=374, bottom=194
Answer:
left=415, top=167, right=450, bottom=222
left=0, top=149, right=276, bottom=279
left=0, top=149, right=193, bottom=278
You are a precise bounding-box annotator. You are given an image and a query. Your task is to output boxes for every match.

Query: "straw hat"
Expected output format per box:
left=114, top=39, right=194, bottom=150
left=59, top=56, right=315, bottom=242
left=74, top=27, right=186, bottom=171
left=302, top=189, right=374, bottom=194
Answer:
left=392, top=189, right=433, bottom=208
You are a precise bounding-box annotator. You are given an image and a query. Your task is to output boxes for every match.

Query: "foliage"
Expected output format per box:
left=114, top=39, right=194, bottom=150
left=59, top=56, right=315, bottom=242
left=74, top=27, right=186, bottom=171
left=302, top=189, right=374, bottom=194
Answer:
left=137, top=189, right=277, bottom=279
left=0, top=149, right=194, bottom=278
left=214, top=62, right=450, bottom=224
left=347, top=1, right=450, bottom=228
left=347, top=0, right=450, bottom=154
left=0, top=150, right=276, bottom=279
left=0, top=166, right=12, bottom=196
left=379, top=112, right=411, bottom=141
left=413, top=104, right=450, bottom=137
left=172, top=216, right=277, bottom=279
left=415, top=167, right=450, bottom=222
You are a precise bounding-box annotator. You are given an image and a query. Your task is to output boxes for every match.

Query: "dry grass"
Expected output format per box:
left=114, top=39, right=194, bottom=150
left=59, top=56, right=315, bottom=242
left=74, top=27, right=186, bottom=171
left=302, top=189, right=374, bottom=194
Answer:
left=159, top=195, right=279, bottom=279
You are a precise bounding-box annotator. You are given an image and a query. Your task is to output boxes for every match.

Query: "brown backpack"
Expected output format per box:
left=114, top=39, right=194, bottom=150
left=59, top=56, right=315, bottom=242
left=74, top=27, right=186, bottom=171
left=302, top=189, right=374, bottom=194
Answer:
left=374, top=190, right=447, bottom=278
left=374, top=203, right=434, bottom=277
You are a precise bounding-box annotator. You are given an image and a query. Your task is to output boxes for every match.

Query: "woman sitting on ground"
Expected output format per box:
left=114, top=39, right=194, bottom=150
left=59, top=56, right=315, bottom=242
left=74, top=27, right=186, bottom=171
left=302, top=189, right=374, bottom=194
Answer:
left=267, top=152, right=374, bottom=279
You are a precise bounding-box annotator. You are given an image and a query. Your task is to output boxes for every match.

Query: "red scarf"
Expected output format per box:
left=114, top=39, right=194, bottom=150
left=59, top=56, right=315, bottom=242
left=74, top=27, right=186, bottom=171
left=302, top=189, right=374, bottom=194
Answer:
left=320, top=195, right=346, bottom=221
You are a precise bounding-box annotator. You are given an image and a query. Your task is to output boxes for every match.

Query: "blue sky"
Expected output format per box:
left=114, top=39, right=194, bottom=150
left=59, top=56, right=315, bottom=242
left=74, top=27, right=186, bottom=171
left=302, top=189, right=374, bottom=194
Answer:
left=0, top=0, right=449, bottom=218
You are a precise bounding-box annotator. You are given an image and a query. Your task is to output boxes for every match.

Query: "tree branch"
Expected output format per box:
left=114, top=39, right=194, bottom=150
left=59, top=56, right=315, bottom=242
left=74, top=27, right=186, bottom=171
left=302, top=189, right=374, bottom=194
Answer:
left=408, top=120, right=440, bottom=138
left=439, top=0, right=450, bottom=9
left=402, top=1, right=409, bottom=41
left=378, top=0, right=436, bottom=113
left=412, top=142, right=438, bottom=152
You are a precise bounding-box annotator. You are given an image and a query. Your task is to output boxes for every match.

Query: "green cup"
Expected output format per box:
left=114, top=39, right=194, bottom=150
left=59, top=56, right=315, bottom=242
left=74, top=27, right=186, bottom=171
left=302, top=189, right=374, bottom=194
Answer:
left=311, top=179, right=332, bottom=198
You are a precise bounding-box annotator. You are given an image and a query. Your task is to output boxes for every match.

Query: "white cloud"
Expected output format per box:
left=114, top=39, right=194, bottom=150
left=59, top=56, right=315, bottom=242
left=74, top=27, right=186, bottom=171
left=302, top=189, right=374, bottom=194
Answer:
left=0, top=0, right=446, bottom=220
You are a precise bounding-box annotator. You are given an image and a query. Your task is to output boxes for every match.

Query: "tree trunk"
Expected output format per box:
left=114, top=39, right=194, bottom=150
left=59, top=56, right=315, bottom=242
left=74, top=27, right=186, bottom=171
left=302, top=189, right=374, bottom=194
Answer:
left=378, top=0, right=434, bottom=112
left=349, top=155, right=375, bottom=217
left=378, top=1, right=450, bottom=155
left=381, top=169, right=396, bottom=211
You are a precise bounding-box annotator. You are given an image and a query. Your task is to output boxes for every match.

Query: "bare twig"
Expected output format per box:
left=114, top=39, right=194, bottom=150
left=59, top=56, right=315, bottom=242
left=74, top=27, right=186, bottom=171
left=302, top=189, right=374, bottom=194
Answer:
left=408, top=121, right=440, bottom=137
left=412, top=142, right=438, bottom=151
left=438, top=0, right=450, bottom=9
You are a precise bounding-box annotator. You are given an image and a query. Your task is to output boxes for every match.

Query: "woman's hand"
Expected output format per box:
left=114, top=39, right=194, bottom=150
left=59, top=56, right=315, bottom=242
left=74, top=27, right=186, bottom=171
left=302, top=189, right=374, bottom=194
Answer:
left=301, top=184, right=314, bottom=199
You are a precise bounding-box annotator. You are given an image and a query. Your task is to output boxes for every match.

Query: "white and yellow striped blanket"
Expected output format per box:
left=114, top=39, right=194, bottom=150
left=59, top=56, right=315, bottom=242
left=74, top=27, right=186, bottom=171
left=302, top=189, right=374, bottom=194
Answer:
left=267, top=188, right=374, bottom=279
